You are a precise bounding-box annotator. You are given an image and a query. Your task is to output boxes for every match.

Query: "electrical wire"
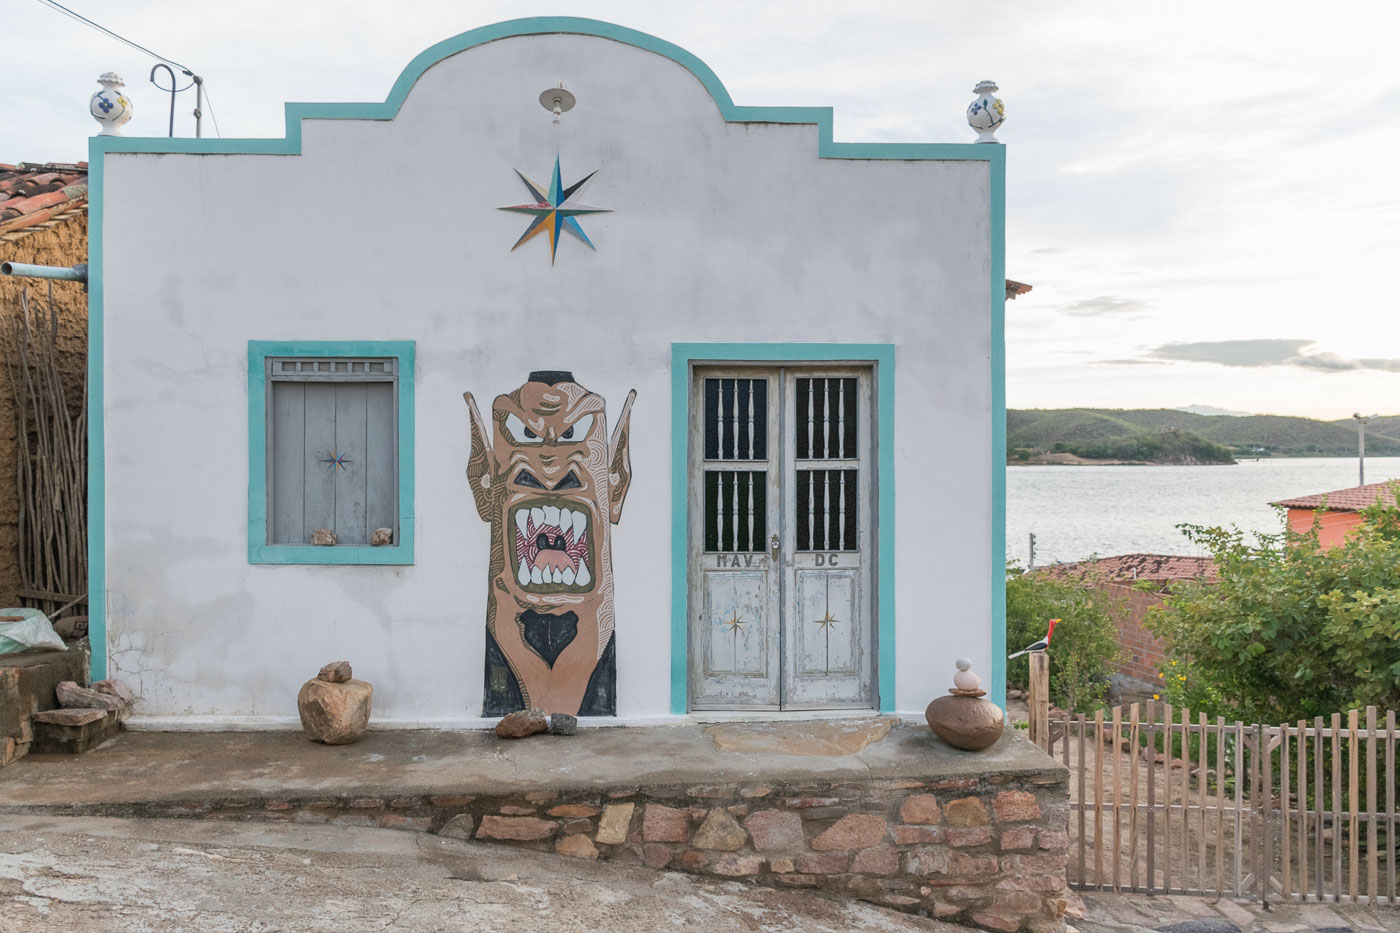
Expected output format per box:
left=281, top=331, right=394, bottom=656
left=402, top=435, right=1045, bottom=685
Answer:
left=33, top=0, right=221, bottom=136
left=32, top=0, right=193, bottom=75
left=200, top=83, right=224, bottom=138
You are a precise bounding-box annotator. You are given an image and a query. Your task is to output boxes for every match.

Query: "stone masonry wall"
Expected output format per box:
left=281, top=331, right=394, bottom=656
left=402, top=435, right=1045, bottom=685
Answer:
left=86, top=769, right=1071, bottom=932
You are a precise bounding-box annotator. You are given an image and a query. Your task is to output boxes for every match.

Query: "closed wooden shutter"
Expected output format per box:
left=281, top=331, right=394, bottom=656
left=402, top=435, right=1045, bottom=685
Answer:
left=266, top=359, right=397, bottom=546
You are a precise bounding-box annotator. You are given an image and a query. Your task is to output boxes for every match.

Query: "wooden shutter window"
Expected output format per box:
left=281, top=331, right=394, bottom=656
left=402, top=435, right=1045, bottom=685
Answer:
left=266, top=358, right=398, bottom=546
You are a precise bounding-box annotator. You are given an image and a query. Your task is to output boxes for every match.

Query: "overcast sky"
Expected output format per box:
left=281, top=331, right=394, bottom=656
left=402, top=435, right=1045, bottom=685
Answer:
left=7, top=0, right=1398, bottom=420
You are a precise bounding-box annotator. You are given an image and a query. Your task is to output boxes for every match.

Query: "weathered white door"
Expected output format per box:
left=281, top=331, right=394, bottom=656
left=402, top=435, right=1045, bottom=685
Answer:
left=689, top=370, right=783, bottom=708
left=689, top=365, right=874, bottom=710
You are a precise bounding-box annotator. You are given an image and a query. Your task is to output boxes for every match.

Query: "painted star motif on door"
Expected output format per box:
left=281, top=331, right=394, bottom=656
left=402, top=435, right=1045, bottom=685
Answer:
left=498, top=155, right=612, bottom=263
left=722, top=611, right=746, bottom=633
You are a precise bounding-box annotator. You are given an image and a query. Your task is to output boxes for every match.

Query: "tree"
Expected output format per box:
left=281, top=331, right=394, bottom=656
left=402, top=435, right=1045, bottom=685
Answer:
left=1005, top=563, right=1124, bottom=712
left=1148, top=492, right=1400, bottom=723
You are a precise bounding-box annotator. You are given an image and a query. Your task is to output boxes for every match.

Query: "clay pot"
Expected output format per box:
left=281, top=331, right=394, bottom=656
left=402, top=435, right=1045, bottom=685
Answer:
left=925, top=694, right=1005, bottom=751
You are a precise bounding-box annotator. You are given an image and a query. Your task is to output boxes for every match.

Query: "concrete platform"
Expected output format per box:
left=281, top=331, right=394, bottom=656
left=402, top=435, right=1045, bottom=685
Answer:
left=0, top=717, right=1059, bottom=807
left=0, top=719, right=1072, bottom=931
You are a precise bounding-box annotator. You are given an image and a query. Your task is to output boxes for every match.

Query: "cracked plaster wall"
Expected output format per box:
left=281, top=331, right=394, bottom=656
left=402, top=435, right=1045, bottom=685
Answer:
left=98, top=32, right=994, bottom=719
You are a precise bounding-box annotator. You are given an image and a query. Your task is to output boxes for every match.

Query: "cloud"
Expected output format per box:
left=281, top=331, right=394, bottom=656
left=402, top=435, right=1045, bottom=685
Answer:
left=1056, top=296, right=1150, bottom=317
left=1146, top=339, right=1400, bottom=373
left=1094, top=358, right=1170, bottom=366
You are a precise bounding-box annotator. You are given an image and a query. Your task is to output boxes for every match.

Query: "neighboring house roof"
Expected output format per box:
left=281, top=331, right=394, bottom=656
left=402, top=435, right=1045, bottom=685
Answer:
left=1271, top=481, right=1400, bottom=512
left=0, top=162, right=89, bottom=242
left=1040, top=553, right=1217, bottom=585
left=1005, top=279, right=1032, bottom=300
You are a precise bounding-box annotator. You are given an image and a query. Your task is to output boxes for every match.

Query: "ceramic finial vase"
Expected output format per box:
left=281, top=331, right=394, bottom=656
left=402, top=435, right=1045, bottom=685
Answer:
left=967, top=80, right=1004, bottom=144
left=91, top=72, right=133, bottom=137
left=925, top=658, right=1004, bottom=750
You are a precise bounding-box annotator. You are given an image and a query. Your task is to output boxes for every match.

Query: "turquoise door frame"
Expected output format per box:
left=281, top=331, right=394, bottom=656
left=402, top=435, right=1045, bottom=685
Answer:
left=671, top=344, right=896, bottom=714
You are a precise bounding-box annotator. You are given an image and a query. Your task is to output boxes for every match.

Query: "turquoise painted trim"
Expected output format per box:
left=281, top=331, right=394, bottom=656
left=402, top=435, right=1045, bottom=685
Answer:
left=247, top=341, right=415, bottom=565
left=990, top=154, right=1008, bottom=710
left=85, top=14, right=1005, bottom=702
left=670, top=344, right=896, bottom=715
left=85, top=18, right=999, bottom=164
left=87, top=159, right=106, bottom=684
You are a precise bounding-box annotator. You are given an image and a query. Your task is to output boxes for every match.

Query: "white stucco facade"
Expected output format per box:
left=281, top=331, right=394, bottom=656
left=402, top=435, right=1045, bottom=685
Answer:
left=93, top=21, right=1003, bottom=725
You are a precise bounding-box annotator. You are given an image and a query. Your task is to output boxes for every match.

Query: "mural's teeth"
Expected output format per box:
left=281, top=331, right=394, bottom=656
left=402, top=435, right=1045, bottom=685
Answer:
left=574, top=510, right=588, bottom=535
left=544, top=505, right=560, bottom=527
left=518, top=559, right=529, bottom=586
left=531, top=507, right=545, bottom=529
left=530, top=566, right=544, bottom=585
left=515, top=510, right=529, bottom=537
left=560, top=509, right=575, bottom=536
left=576, top=560, right=591, bottom=586
left=552, top=567, right=563, bottom=584
left=562, top=566, right=576, bottom=585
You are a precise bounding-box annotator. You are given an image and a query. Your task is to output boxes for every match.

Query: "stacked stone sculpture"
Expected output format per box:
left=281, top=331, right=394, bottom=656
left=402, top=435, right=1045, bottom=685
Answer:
left=925, top=658, right=1005, bottom=751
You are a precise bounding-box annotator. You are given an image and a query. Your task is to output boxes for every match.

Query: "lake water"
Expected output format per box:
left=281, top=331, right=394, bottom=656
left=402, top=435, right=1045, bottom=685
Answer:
left=1007, top=457, right=1400, bottom=566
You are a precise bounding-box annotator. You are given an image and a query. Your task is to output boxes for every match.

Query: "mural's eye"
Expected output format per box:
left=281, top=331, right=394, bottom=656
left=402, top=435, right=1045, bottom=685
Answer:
left=514, top=470, right=547, bottom=489
left=504, top=413, right=543, bottom=445
left=554, top=471, right=582, bottom=490
left=562, top=414, right=594, bottom=442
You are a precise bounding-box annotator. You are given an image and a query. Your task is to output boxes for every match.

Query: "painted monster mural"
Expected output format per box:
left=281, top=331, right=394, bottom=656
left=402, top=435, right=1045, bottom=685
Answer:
left=464, top=372, right=635, bottom=716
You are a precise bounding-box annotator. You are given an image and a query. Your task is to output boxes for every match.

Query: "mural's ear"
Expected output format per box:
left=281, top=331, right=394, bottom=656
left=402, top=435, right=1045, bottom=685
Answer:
left=463, top=392, right=495, bottom=522
left=607, top=389, right=637, bottom=524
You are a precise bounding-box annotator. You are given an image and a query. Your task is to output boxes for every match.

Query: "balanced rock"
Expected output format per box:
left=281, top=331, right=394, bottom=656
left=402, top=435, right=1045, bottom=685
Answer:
left=371, top=527, right=393, bottom=546
left=318, top=661, right=352, bottom=683
left=310, top=528, right=337, bottom=546
left=298, top=678, right=373, bottom=745
left=549, top=713, right=578, bottom=736
left=496, top=708, right=548, bottom=739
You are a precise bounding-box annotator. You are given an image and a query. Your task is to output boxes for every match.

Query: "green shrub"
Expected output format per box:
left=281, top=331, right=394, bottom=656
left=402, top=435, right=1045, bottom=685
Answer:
left=1148, top=491, right=1400, bottom=723
left=1006, top=563, right=1125, bottom=713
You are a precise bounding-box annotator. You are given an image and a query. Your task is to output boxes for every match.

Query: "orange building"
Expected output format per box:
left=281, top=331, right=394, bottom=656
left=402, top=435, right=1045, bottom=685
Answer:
left=1271, top=481, right=1400, bottom=549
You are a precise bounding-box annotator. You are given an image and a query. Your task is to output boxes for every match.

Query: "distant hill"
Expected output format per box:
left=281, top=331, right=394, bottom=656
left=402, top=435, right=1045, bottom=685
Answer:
left=1009, top=408, right=1400, bottom=460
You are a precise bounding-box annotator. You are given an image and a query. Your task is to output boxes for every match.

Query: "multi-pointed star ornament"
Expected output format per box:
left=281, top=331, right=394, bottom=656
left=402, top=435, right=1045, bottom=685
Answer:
left=321, top=451, right=353, bottom=471
left=723, top=612, right=746, bottom=634
left=812, top=610, right=841, bottom=632
left=498, top=155, right=611, bottom=263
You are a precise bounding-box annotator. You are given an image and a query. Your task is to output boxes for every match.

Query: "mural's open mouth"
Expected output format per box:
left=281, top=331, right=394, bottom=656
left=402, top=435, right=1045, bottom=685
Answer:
left=512, top=504, right=593, bottom=589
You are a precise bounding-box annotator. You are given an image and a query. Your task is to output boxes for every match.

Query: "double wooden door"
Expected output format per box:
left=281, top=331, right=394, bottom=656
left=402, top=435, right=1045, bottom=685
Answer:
left=688, top=365, right=875, bottom=710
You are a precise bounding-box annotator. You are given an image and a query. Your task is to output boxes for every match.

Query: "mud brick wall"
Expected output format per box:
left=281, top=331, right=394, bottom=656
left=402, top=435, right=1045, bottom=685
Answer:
left=115, top=767, right=1071, bottom=932
left=1095, top=582, right=1170, bottom=687
left=0, top=212, right=89, bottom=608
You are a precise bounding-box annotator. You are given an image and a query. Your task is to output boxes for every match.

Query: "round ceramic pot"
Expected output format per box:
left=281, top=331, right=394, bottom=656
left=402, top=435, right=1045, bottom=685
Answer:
left=91, top=73, right=133, bottom=136
left=966, top=80, right=1004, bottom=143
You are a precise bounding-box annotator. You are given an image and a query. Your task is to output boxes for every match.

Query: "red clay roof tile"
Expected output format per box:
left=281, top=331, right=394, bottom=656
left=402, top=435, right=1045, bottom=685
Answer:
left=1271, top=481, right=1400, bottom=512
left=0, top=162, right=87, bottom=239
left=1038, top=553, right=1218, bottom=584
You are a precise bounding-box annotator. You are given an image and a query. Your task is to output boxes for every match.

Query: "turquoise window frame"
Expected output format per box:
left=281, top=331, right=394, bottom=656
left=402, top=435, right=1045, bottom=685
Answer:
left=671, top=344, right=896, bottom=714
left=247, top=340, right=415, bottom=565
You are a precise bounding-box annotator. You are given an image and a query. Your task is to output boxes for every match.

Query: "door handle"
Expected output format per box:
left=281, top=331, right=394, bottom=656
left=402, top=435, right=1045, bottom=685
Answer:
left=770, top=533, right=780, bottom=561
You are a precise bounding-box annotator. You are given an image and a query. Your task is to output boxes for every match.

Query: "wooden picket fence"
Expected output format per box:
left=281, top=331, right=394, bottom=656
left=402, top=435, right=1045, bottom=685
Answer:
left=1049, top=703, right=1400, bottom=903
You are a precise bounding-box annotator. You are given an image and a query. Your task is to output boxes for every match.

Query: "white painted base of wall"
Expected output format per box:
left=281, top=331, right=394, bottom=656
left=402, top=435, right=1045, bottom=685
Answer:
left=124, top=710, right=930, bottom=732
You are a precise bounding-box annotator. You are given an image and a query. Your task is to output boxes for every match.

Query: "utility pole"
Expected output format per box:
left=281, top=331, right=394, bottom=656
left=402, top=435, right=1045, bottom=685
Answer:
left=1354, top=413, right=1376, bottom=486
left=1028, top=532, right=1036, bottom=570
